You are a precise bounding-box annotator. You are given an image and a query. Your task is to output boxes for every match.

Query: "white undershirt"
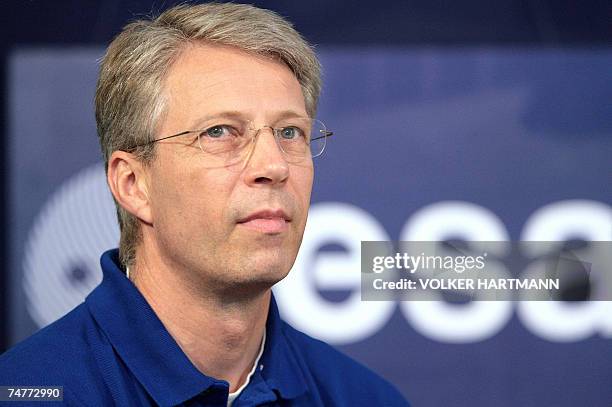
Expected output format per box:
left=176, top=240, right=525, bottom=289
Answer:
left=227, top=330, right=266, bottom=406
left=125, top=266, right=266, bottom=406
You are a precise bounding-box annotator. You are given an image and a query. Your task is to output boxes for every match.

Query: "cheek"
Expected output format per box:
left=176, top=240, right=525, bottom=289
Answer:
left=150, top=157, right=237, bottom=230
left=183, top=168, right=239, bottom=223
left=291, top=165, right=314, bottom=212
left=150, top=177, right=194, bottom=237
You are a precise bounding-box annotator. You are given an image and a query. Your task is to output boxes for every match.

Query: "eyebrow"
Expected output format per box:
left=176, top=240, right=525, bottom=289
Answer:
left=272, top=110, right=309, bottom=121
left=189, top=111, right=245, bottom=129
left=189, top=110, right=309, bottom=129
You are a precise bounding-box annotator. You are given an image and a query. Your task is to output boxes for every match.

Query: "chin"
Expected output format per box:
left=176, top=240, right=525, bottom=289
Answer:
left=238, top=254, right=292, bottom=283
left=213, top=266, right=288, bottom=300
left=206, top=246, right=298, bottom=292
left=246, top=263, right=291, bottom=284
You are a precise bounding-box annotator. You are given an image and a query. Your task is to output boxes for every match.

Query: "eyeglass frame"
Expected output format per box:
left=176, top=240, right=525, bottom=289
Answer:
left=127, top=118, right=334, bottom=160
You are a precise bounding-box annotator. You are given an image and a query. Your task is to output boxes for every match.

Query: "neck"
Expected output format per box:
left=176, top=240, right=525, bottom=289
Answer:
left=128, top=252, right=269, bottom=392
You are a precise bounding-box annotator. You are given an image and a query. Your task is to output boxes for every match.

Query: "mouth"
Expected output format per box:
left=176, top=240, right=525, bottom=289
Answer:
left=237, top=209, right=291, bottom=234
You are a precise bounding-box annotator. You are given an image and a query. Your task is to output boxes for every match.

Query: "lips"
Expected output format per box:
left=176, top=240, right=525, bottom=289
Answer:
left=237, top=209, right=291, bottom=233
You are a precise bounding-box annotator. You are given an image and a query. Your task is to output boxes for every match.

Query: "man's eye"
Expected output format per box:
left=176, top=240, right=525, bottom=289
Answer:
left=203, top=125, right=233, bottom=139
left=280, top=126, right=302, bottom=140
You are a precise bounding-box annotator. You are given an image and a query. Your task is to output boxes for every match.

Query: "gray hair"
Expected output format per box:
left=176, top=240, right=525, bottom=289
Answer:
left=95, top=2, right=322, bottom=267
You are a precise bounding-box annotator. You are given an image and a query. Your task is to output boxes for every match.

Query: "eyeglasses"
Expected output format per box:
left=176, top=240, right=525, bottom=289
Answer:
left=130, top=117, right=333, bottom=166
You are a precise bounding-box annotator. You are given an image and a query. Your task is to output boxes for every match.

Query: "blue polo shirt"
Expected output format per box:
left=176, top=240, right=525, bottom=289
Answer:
left=0, top=249, right=409, bottom=406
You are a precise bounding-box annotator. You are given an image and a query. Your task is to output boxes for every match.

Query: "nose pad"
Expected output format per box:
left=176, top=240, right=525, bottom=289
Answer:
left=240, top=126, right=283, bottom=171
left=240, top=135, right=258, bottom=172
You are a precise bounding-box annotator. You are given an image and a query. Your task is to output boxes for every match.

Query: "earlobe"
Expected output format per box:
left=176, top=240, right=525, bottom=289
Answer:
left=107, top=151, right=153, bottom=225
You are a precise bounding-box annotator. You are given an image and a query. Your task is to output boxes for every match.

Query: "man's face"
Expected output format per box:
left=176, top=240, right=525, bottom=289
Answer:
left=144, top=44, right=313, bottom=292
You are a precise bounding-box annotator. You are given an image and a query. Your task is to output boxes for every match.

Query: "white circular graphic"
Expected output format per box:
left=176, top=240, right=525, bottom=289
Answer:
left=22, top=163, right=119, bottom=328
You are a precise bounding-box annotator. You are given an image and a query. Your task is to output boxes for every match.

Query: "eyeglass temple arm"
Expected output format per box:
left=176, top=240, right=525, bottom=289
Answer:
left=311, top=131, right=334, bottom=142
left=131, top=130, right=194, bottom=149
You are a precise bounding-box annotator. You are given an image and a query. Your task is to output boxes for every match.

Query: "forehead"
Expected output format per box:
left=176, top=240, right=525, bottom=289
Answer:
left=161, top=43, right=307, bottom=128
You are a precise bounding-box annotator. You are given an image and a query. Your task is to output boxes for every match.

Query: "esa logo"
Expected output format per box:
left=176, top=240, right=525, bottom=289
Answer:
left=23, top=164, right=612, bottom=345
left=274, top=201, right=612, bottom=345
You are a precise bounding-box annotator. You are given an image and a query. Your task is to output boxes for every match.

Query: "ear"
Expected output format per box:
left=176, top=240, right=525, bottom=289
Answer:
left=107, top=151, right=153, bottom=225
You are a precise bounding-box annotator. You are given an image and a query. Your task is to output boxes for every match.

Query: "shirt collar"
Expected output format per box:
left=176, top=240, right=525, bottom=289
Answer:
left=86, top=249, right=215, bottom=406
left=86, top=249, right=307, bottom=406
left=260, top=293, right=308, bottom=400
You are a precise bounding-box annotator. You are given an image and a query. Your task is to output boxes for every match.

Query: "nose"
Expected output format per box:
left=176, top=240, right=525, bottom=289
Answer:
left=242, top=127, right=289, bottom=186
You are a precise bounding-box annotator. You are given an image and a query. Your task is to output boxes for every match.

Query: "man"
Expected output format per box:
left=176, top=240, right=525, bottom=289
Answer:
left=1, top=3, right=408, bottom=406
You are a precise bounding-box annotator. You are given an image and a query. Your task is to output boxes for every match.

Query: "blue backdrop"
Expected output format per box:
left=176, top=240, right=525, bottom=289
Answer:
left=8, top=46, right=612, bottom=406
